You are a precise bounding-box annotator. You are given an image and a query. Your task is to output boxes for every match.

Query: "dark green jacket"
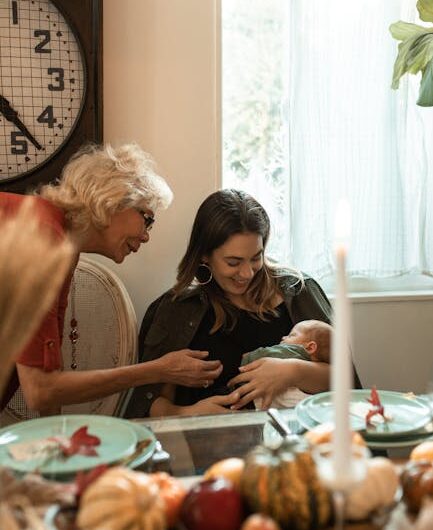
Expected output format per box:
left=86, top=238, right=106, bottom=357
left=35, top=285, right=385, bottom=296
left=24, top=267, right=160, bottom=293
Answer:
left=124, top=274, right=361, bottom=418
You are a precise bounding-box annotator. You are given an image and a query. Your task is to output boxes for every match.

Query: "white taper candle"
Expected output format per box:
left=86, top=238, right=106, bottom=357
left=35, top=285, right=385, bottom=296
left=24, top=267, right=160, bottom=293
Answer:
left=331, top=200, right=353, bottom=485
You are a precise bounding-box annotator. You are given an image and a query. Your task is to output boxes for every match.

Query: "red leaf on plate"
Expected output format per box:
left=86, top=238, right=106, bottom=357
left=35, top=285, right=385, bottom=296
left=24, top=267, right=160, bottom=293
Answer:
left=365, top=386, right=387, bottom=427
left=71, top=426, right=100, bottom=446
left=367, top=386, right=382, bottom=408
left=58, top=426, right=101, bottom=457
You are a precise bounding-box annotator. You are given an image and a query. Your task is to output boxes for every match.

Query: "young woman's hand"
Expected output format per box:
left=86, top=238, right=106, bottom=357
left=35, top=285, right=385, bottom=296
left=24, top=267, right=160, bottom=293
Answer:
left=228, top=358, right=298, bottom=410
left=186, top=391, right=241, bottom=415
left=157, top=349, right=223, bottom=387
left=228, top=357, right=330, bottom=409
left=150, top=391, right=241, bottom=417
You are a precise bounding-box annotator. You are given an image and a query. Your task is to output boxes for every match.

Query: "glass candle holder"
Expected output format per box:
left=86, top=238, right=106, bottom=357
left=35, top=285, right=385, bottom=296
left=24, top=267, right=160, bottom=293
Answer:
left=313, top=442, right=371, bottom=530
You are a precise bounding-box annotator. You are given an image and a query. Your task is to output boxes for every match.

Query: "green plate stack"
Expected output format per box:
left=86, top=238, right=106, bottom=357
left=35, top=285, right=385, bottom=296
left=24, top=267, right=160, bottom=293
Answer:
left=295, top=389, right=433, bottom=449
left=0, top=414, right=156, bottom=478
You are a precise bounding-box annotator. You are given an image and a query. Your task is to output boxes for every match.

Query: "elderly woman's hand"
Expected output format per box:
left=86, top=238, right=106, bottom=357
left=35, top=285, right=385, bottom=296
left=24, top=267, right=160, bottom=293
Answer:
left=228, top=358, right=296, bottom=410
left=157, top=349, right=223, bottom=388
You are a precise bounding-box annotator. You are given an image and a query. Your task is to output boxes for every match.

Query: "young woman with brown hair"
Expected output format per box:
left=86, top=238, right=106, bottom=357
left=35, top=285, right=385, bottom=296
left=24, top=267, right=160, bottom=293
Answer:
left=126, top=189, right=360, bottom=417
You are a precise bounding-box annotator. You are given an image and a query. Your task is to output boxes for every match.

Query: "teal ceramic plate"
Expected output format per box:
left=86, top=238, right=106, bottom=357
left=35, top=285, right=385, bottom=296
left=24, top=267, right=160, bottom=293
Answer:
left=294, top=400, right=433, bottom=449
left=295, top=400, right=318, bottom=432
left=119, top=420, right=157, bottom=469
left=365, top=433, right=433, bottom=449
left=296, top=395, right=317, bottom=425
left=0, top=415, right=137, bottom=475
left=303, top=390, right=431, bottom=437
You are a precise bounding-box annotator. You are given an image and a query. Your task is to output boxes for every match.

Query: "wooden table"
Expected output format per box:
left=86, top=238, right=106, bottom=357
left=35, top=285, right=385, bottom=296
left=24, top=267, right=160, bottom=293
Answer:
left=137, top=409, right=406, bottom=529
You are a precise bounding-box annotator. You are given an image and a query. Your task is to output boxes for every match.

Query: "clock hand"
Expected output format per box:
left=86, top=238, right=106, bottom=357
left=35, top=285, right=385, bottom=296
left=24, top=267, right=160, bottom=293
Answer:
left=0, top=94, right=42, bottom=150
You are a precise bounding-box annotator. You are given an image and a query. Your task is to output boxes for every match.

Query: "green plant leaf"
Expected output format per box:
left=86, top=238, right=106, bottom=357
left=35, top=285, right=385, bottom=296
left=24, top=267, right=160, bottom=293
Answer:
left=417, top=58, right=433, bottom=105
left=390, top=20, right=427, bottom=41
left=406, top=33, right=433, bottom=72
left=417, top=0, right=433, bottom=23
left=391, top=31, right=433, bottom=88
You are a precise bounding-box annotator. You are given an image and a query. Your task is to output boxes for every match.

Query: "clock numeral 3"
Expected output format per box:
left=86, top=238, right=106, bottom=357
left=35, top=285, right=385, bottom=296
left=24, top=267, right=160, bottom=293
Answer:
left=11, top=131, right=28, bottom=155
left=37, top=106, right=57, bottom=128
left=34, top=30, right=51, bottom=54
left=48, top=67, right=64, bottom=91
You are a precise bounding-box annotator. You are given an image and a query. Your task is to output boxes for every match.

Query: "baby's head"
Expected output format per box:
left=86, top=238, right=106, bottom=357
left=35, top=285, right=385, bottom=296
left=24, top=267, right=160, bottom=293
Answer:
left=281, top=320, right=331, bottom=363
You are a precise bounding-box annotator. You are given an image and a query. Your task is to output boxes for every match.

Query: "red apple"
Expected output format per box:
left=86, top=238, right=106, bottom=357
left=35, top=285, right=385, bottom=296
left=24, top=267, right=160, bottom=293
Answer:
left=180, top=478, right=244, bottom=530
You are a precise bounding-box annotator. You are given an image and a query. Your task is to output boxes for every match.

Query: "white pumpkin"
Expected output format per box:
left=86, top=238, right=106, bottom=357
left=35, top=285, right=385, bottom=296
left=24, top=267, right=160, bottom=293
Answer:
left=345, top=457, right=399, bottom=521
left=77, top=467, right=166, bottom=530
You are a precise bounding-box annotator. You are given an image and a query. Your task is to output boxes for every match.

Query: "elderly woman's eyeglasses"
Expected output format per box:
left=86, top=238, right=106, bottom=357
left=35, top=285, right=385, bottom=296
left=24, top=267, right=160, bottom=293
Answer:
left=136, top=209, right=155, bottom=231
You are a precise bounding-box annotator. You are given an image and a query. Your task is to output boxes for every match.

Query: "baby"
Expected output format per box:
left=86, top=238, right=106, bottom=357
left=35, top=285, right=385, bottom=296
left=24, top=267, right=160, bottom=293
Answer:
left=241, top=319, right=331, bottom=409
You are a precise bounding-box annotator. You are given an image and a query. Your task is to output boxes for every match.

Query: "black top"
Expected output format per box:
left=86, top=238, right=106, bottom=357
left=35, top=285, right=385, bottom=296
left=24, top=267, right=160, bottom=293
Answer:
left=174, top=302, right=293, bottom=407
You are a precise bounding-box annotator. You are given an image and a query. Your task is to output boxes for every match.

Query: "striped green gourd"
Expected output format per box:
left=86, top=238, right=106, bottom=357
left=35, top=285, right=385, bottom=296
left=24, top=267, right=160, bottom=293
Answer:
left=240, top=438, right=331, bottom=530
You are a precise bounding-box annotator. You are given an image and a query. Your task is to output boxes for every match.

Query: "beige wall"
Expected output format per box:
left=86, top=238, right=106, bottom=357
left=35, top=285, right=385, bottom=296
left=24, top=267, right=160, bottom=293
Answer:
left=352, top=296, right=433, bottom=393
left=100, top=0, right=219, bottom=323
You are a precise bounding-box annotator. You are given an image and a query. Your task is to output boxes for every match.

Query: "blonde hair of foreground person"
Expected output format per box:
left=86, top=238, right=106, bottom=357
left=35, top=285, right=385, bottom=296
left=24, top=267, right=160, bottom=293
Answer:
left=0, top=198, right=73, bottom=396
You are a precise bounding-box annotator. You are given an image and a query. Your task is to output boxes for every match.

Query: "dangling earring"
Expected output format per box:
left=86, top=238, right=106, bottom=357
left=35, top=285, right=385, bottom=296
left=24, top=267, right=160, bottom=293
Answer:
left=195, top=263, right=213, bottom=285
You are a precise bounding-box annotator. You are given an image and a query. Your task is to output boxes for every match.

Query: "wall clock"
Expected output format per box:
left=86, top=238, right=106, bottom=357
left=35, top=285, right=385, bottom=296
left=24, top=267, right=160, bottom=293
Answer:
left=0, top=0, right=102, bottom=193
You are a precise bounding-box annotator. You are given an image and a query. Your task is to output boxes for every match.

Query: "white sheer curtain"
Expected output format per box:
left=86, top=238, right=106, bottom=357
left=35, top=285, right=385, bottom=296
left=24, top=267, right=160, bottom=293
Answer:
left=222, top=0, right=433, bottom=280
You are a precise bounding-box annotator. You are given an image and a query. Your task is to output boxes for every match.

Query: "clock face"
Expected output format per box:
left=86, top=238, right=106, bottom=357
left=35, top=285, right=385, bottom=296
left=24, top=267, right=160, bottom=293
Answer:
left=0, top=0, right=86, bottom=182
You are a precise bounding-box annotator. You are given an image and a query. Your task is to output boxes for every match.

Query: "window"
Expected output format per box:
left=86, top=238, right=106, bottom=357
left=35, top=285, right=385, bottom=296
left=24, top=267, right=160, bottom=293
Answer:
left=222, top=0, right=433, bottom=291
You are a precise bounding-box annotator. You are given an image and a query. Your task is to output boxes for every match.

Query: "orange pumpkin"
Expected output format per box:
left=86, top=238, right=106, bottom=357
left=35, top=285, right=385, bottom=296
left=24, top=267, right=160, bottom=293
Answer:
left=150, top=472, right=187, bottom=527
left=411, top=441, right=433, bottom=463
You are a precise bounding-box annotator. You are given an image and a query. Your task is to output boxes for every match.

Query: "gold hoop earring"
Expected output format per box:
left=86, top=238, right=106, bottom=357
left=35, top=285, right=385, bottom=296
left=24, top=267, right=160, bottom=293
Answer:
left=195, top=263, right=213, bottom=285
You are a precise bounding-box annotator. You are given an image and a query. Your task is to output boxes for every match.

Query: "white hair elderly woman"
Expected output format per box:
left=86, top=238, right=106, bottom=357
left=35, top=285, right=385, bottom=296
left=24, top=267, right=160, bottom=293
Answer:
left=0, top=143, right=222, bottom=416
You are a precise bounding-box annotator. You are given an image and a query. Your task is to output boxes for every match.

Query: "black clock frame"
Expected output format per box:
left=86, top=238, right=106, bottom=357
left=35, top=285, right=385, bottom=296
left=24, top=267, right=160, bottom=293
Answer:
left=0, top=0, right=103, bottom=194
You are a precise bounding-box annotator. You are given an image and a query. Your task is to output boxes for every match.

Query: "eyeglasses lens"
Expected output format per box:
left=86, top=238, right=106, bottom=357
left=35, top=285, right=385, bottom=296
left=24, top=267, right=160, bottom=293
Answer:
left=144, top=214, right=154, bottom=231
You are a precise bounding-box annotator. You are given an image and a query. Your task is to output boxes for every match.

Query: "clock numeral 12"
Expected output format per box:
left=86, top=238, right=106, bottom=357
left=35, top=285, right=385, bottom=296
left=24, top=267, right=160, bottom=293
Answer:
left=11, top=131, right=28, bottom=155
